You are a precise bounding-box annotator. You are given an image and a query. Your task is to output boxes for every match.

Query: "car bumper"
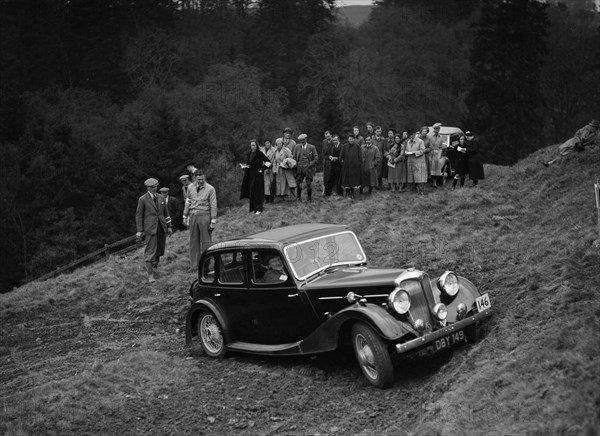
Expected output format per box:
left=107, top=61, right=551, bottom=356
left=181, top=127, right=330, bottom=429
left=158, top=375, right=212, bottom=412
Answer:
left=395, top=309, right=492, bottom=354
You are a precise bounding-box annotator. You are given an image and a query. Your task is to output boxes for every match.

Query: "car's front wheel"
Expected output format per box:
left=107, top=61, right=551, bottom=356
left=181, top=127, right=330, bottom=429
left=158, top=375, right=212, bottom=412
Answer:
left=351, top=323, right=394, bottom=389
left=197, top=311, right=227, bottom=357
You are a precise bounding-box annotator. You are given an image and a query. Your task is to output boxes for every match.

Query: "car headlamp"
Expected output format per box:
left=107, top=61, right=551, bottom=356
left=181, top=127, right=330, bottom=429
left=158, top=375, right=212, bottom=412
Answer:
left=433, top=303, right=448, bottom=321
left=456, top=303, right=467, bottom=320
left=388, top=289, right=411, bottom=314
left=414, top=318, right=425, bottom=332
left=437, top=271, right=459, bottom=297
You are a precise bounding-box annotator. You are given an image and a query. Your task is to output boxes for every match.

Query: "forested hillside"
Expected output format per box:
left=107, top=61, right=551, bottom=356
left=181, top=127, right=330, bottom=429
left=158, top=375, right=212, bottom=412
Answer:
left=1, top=0, right=599, bottom=292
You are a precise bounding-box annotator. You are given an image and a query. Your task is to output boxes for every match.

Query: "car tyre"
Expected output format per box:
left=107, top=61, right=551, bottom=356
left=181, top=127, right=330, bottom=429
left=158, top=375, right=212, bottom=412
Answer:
left=351, top=323, right=394, bottom=389
left=465, top=323, right=478, bottom=343
left=197, top=311, right=227, bottom=358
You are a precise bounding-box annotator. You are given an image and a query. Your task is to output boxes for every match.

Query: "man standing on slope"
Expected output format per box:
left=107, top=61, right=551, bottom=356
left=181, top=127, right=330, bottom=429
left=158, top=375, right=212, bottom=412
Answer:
left=183, top=169, right=217, bottom=272
left=136, top=178, right=172, bottom=283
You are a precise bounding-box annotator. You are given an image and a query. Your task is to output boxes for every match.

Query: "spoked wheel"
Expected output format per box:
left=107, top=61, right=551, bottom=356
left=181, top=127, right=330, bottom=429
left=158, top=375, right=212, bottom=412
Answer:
left=351, top=323, right=394, bottom=389
left=197, top=311, right=227, bottom=357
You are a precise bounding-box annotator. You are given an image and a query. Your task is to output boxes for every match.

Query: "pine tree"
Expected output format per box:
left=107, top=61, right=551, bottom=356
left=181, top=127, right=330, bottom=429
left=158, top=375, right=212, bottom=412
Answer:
left=463, top=0, right=548, bottom=165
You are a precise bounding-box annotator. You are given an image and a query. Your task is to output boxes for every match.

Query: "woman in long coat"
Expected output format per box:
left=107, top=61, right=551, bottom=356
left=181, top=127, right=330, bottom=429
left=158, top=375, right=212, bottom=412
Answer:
left=387, top=132, right=406, bottom=192
left=262, top=139, right=277, bottom=202
left=240, top=139, right=272, bottom=214
left=272, top=138, right=297, bottom=199
left=452, top=135, right=470, bottom=189
left=466, top=133, right=485, bottom=187
left=339, top=134, right=362, bottom=199
left=405, top=132, right=427, bottom=195
left=428, top=124, right=444, bottom=187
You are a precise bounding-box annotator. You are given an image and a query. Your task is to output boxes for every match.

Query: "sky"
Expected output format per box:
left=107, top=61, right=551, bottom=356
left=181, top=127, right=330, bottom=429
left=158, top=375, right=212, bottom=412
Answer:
left=337, top=0, right=600, bottom=8
left=337, top=0, right=375, bottom=6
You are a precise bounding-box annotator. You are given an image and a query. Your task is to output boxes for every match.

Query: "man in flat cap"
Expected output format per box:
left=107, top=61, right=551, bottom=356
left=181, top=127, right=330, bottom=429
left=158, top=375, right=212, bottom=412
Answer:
left=160, top=187, right=183, bottom=232
left=282, top=127, right=297, bottom=154
left=293, top=133, right=319, bottom=202
left=179, top=174, right=191, bottom=203
left=429, top=123, right=444, bottom=188
left=136, top=178, right=172, bottom=283
left=183, top=168, right=217, bottom=272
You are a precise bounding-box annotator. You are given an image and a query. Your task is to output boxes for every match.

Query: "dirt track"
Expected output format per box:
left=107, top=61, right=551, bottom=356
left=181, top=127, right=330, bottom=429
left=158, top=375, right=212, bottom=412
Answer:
left=1, top=292, right=494, bottom=435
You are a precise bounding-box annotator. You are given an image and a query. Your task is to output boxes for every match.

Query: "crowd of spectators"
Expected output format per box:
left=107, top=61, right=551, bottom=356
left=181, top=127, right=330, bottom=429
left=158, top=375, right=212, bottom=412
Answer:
left=239, top=123, right=485, bottom=211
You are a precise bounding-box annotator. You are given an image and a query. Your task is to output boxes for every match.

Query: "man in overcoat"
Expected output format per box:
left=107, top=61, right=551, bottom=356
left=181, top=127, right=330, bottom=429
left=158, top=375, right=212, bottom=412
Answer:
left=136, top=178, right=172, bottom=283
left=322, top=130, right=333, bottom=183
left=340, top=133, right=362, bottom=199
left=293, top=133, right=319, bottom=202
left=372, top=126, right=388, bottom=189
left=360, top=135, right=382, bottom=194
left=160, top=187, right=182, bottom=231
left=324, top=134, right=343, bottom=196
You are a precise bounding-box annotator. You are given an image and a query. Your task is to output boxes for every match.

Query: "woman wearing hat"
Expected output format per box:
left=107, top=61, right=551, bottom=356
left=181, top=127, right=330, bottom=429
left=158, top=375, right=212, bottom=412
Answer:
left=405, top=131, right=428, bottom=195
left=452, top=135, right=470, bottom=189
left=465, top=131, right=485, bottom=186
left=387, top=132, right=407, bottom=192
left=273, top=137, right=297, bottom=200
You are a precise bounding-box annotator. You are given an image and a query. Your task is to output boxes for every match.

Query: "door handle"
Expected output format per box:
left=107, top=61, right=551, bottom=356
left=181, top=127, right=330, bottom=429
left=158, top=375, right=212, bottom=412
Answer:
left=287, top=293, right=299, bottom=298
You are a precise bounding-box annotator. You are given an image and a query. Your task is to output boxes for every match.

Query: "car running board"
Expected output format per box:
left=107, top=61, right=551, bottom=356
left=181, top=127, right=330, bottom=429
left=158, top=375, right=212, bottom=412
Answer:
left=228, top=341, right=304, bottom=355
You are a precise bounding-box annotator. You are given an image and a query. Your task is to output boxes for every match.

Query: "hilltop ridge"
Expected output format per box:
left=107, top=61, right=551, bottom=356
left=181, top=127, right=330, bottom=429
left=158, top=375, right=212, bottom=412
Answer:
left=1, top=143, right=599, bottom=435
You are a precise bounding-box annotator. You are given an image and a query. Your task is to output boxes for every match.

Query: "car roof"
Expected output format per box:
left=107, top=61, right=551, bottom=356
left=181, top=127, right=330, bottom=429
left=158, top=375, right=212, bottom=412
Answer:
left=429, top=126, right=464, bottom=136
left=207, top=223, right=350, bottom=252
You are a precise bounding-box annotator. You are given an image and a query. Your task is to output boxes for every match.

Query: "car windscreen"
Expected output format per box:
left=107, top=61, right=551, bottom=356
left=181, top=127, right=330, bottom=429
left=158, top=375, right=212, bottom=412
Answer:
left=283, top=231, right=367, bottom=280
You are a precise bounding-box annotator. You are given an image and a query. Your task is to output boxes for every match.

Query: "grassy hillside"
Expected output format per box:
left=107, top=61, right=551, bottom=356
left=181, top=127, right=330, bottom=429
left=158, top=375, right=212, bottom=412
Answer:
left=1, top=143, right=599, bottom=435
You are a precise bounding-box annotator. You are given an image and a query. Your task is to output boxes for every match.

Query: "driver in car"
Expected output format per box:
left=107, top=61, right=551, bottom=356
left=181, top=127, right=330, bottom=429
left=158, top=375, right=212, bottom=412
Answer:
left=260, top=256, right=287, bottom=283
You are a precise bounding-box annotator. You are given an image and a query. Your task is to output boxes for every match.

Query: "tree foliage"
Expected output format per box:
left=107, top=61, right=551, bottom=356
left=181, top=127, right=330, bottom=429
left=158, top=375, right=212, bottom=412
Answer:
left=0, top=0, right=598, bottom=291
left=464, top=0, right=549, bottom=165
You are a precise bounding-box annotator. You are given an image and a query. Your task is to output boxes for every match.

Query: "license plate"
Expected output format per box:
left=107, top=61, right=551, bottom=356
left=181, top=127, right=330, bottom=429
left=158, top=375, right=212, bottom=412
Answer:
left=434, top=329, right=465, bottom=351
left=475, top=293, right=491, bottom=313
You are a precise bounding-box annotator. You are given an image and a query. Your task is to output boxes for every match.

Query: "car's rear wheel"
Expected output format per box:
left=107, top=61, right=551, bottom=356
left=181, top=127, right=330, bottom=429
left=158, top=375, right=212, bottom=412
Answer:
left=351, top=323, right=393, bottom=389
left=197, top=311, right=227, bottom=357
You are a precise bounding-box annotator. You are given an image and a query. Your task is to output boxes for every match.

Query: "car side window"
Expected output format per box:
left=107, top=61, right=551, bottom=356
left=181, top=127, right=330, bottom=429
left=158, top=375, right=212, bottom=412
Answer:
left=251, top=250, right=288, bottom=285
left=201, top=256, right=215, bottom=283
left=218, top=251, right=245, bottom=285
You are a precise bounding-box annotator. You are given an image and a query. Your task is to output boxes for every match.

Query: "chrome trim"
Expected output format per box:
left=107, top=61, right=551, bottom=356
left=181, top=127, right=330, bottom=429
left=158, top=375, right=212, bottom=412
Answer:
left=318, top=293, right=389, bottom=301
left=394, top=269, right=426, bottom=285
left=395, top=309, right=492, bottom=354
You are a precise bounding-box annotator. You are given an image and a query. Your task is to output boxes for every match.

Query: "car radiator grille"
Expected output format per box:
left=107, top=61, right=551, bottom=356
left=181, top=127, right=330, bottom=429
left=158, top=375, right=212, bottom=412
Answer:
left=402, top=277, right=434, bottom=333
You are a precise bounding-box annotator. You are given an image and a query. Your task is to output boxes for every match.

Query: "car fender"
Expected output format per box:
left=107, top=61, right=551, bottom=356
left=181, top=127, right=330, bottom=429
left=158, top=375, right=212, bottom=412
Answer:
left=185, top=300, right=232, bottom=347
left=297, top=303, right=416, bottom=354
left=457, top=276, right=481, bottom=311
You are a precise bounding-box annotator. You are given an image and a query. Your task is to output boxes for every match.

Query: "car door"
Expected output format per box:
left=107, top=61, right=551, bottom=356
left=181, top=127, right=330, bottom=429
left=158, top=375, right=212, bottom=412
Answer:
left=208, top=250, right=253, bottom=342
left=242, top=250, right=319, bottom=345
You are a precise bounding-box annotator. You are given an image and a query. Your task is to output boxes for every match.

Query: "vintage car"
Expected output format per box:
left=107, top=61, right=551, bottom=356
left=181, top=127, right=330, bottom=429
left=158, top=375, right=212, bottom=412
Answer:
left=185, top=223, right=492, bottom=388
